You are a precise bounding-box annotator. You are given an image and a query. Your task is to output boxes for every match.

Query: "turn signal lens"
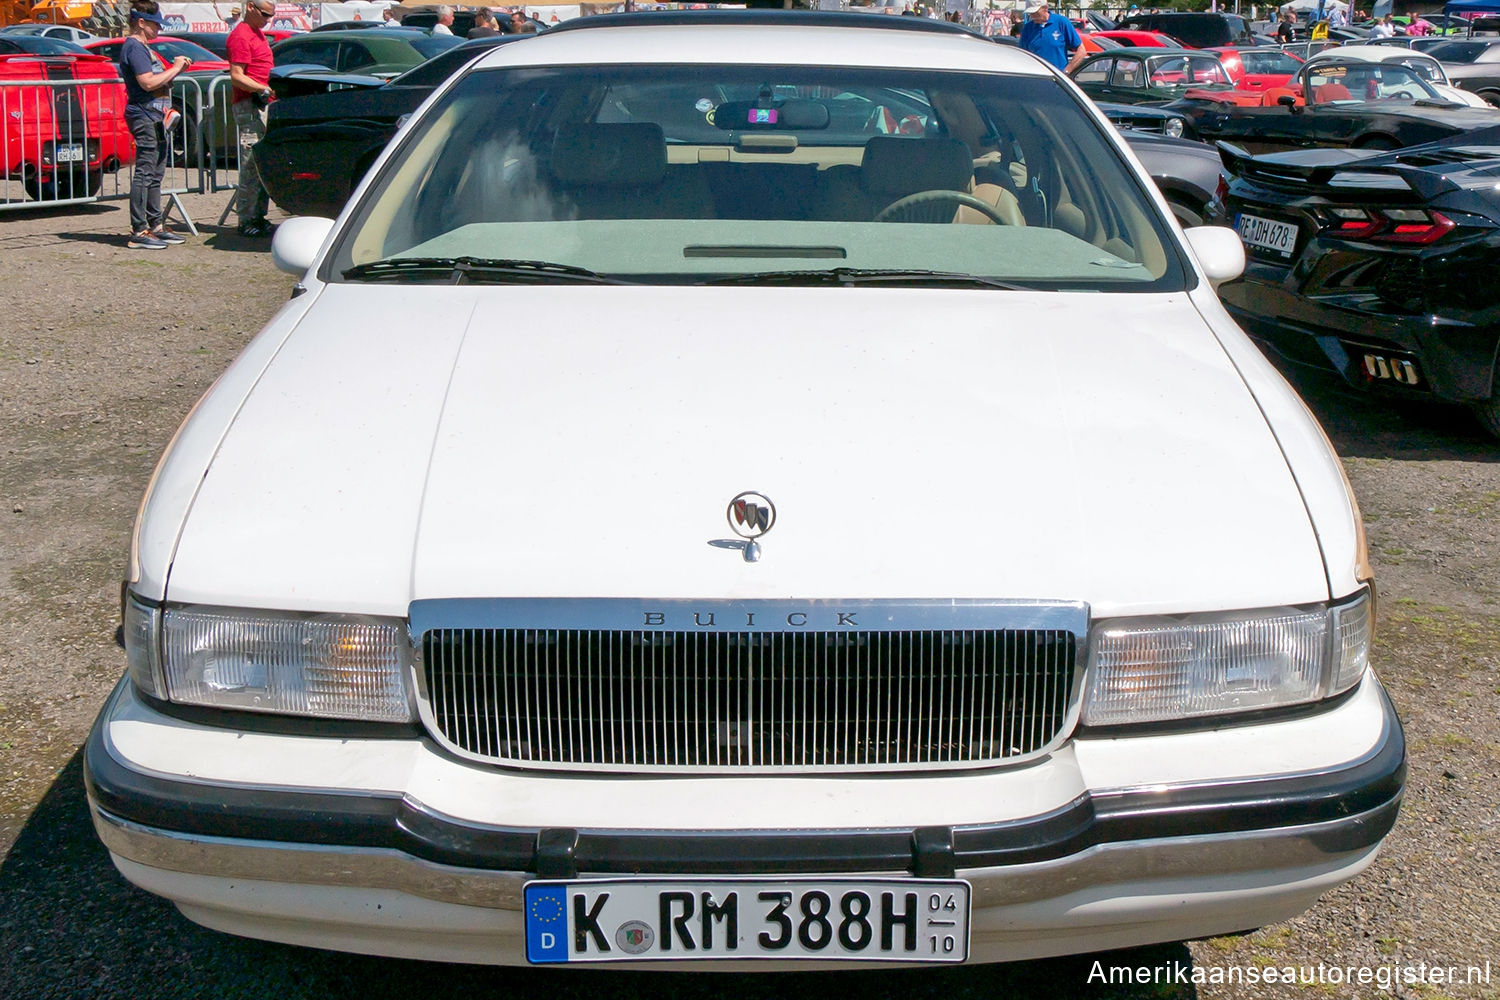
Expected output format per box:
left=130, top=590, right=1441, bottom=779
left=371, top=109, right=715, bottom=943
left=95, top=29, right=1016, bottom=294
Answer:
left=161, top=607, right=414, bottom=721
left=1330, top=589, right=1372, bottom=695
left=1082, top=590, right=1372, bottom=726
left=122, top=590, right=163, bottom=699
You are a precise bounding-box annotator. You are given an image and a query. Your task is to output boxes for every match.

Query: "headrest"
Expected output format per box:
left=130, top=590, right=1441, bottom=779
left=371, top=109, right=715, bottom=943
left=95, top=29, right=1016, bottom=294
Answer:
left=550, top=123, right=667, bottom=187
left=861, top=137, right=973, bottom=198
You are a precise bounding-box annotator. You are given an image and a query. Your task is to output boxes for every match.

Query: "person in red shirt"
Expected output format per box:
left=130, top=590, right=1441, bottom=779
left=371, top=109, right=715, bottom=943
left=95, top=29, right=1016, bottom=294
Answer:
left=227, top=0, right=276, bottom=237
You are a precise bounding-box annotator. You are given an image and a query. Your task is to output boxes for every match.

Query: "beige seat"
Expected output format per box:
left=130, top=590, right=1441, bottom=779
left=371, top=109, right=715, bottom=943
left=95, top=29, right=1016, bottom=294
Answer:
left=956, top=183, right=1024, bottom=226
left=549, top=123, right=713, bottom=219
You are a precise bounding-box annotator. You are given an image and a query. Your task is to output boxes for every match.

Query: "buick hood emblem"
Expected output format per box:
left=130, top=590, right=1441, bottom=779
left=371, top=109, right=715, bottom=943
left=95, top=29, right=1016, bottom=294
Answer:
left=726, top=491, right=776, bottom=563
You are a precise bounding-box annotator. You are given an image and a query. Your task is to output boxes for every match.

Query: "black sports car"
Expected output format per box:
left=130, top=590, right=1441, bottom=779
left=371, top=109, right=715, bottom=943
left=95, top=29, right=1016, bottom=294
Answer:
left=258, top=36, right=521, bottom=217
left=1216, top=129, right=1500, bottom=437
left=1169, top=54, right=1500, bottom=153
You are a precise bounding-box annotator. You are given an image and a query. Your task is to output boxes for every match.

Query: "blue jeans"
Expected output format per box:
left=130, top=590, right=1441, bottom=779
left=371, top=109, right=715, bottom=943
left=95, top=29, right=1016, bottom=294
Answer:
left=127, top=115, right=165, bottom=233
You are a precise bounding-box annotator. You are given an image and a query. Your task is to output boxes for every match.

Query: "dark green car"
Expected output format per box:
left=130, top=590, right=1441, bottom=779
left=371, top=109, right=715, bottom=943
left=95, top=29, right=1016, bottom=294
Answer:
left=271, top=28, right=465, bottom=81
left=1070, top=49, right=1234, bottom=105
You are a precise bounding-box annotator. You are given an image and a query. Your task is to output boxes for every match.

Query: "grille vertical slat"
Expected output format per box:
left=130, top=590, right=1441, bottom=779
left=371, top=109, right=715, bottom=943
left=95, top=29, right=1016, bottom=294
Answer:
left=421, top=627, right=1075, bottom=771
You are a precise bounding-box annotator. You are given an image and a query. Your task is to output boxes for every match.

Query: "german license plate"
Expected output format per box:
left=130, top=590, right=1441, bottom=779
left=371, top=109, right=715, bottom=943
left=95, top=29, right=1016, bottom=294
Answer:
left=1236, top=212, right=1298, bottom=257
left=524, top=877, right=970, bottom=964
left=53, top=143, right=85, bottom=163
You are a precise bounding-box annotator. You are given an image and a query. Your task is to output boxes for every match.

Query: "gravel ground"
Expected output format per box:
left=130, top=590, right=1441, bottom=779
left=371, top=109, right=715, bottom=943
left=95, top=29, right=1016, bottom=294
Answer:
left=1, top=193, right=1497, bottom=1000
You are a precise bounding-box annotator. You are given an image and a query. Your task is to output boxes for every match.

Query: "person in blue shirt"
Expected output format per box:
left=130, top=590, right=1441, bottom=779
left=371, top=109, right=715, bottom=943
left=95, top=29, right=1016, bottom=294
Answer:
left=1018, top=0, right=1085, bottom=73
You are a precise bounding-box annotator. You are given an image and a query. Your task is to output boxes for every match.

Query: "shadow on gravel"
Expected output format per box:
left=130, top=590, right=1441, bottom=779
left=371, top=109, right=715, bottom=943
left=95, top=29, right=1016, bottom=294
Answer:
left=204, top=230, right=278, bottom=254
left=55, top=232, right=143, bottom=250
left=0, top=751, right=1202, bottom=1000
left=1278, top=367, right=1498, bottom=463
left=0, top=201, right=117, bottom=221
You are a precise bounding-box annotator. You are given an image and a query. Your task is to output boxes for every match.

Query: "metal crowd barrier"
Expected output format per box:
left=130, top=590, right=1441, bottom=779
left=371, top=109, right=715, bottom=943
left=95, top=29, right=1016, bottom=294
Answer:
left=1, top=73, right=245, bottom=221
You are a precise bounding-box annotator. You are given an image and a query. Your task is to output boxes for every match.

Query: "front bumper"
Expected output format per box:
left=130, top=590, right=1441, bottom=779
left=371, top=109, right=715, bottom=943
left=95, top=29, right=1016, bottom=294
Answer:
left=85, top=676, right=1404, bottom=968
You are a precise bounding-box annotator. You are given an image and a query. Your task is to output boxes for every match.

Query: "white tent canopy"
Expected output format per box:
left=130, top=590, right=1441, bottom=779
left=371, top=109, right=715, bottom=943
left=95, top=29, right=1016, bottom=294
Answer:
left=1279, top=0, right=1350, bottom=11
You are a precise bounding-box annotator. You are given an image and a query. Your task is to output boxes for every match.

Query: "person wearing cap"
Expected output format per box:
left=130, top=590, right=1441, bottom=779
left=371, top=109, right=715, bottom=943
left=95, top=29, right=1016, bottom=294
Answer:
left=120, top=0, right=193, bottom=249
left=1018, top=0, right=1085, bottom=73
left=228, top=0, right=276, bottom=237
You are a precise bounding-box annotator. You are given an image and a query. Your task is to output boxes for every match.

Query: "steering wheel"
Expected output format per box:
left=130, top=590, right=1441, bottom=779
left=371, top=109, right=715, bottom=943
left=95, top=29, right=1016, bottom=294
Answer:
left=873, top=190, right=1010, bottom=225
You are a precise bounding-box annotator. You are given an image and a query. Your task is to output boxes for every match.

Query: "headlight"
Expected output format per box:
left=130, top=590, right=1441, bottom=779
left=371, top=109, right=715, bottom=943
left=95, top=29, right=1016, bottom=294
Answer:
left=1164, top=116, right=1185, bottom=138
left=125, top=602, right=416, bottom=722
left=1082, top=589, right=1372, bottom=726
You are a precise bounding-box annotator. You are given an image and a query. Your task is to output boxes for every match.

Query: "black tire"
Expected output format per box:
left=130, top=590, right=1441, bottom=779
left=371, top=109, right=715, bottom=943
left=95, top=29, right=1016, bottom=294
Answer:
left=1167, top=198, right=1205, bottom=229
left=1472, top=396, right=1500, bottom=440
left=24, top=168, right=101, bottom=203
left=1478, top=89, right=1500, bottom=109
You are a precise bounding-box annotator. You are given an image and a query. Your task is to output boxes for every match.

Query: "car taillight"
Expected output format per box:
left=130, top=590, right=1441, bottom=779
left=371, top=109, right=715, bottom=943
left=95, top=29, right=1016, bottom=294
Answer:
left=1323, top=207, right=1454, bottom=245
left=1379, top=209, right=1454, bottom=244
left=1328, top=207, right=1382, bottom=239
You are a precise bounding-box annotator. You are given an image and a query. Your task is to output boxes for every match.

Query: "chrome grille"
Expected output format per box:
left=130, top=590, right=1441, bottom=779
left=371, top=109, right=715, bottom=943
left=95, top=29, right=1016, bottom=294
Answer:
left=418, top=620, right=1079, bottom=773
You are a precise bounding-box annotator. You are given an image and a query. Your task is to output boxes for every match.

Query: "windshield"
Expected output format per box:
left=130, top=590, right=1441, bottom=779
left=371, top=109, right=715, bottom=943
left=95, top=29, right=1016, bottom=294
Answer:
left=1423, top=41, right=1493, bottom=64
left=15, top=36, right=88, bottom=54
left=327, top=64, right=1185, bottom=291
left=410, top=34, right=466, bottom=59
left=1305, top=62, right=1443, bottom=103
left=1240, top=49, right=1303, bottom=75
left=155, top=39, right=221, bottom=62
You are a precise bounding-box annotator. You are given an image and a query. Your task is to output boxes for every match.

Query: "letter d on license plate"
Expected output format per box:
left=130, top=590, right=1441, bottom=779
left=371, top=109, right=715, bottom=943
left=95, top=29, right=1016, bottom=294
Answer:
left=524, top=877, right=971, bottom=964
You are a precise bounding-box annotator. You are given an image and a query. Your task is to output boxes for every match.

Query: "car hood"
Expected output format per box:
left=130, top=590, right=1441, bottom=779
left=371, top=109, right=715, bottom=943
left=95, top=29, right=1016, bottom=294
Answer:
left=167, top=286, right=1329, bottom=618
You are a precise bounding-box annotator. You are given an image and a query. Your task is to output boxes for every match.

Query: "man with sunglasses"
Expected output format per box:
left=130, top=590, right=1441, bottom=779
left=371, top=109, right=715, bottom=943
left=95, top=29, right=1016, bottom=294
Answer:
left=227, top=0, right=276, bottom=237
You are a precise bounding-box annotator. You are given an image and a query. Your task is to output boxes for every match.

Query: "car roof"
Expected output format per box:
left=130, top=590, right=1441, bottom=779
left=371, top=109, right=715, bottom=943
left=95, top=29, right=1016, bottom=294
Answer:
left=1309, top=44, right=1438, bottom=63
left=278, top=28, right=422, bottom=42
left=469, top=11, right=1049, bottom=75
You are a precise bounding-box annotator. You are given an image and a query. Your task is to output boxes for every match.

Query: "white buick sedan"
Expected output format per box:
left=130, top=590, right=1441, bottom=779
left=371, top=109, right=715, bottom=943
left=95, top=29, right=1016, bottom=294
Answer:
left=86, top=11, right=1403, bottom=969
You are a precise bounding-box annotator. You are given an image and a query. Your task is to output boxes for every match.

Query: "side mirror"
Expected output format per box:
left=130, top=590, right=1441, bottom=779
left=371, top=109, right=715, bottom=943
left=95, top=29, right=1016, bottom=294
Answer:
left=1184, top=225, right=1245, bottom=287
left=1278, top=93, right=1303, bottom=114
left=271, top=217, right=336, bottom=276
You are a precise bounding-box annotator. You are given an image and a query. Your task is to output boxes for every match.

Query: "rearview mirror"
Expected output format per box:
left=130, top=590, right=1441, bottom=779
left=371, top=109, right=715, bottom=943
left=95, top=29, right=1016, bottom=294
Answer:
left=1278, top=94, right=1303, bottom=114
left=714, top=99, right=831, bottom=131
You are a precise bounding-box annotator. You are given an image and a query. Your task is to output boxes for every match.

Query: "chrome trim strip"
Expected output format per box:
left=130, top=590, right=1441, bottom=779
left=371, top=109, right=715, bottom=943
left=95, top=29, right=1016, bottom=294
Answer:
left=409, top=599, right=1090, bottom=636
left=91, top=801, right=1390, bottom=913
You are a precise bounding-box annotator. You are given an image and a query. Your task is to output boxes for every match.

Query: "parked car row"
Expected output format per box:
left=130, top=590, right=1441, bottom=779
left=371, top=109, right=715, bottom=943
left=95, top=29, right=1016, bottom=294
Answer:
left=1060, top=19, right=1500, bottom=435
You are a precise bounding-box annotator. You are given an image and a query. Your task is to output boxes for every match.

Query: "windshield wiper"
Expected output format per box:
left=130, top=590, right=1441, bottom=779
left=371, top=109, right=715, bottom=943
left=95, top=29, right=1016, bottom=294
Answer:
left=701, top=267, right=1031, bottom=290
left=1413, top=98, right=1462, bottom=109
left=342, top=256, right=627, bottom=284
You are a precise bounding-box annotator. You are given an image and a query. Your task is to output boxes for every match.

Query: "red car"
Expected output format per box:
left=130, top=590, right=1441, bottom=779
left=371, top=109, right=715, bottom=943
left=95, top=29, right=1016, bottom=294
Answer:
left=1091, top=30, right=1180, bottom=48
left=0, top=45, right=132, bottom=202
left=83, top=36, right=232, bottom=74
left=1078, top=32, right=1123, bottom=54
left=1207, top=45, right=1305, bottom=91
